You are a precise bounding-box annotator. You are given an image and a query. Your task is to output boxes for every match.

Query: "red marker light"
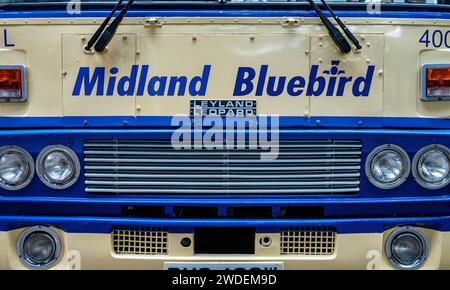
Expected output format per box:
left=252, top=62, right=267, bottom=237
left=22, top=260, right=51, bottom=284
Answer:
left=0, top=67, right=23, bottom=99
left=426, top=67, right=450, bottom=98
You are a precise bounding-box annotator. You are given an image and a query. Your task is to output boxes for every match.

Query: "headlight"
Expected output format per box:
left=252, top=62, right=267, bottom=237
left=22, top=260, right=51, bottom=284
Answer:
left=385, top=227, right=428, bottom=270
left=0, top=146, right=34, bottom=190
left=17, top=226, right=61, bottom=268
left=412, top=144, right=450, bottom=189
left=365, top=144, right=410, bottom=189
left=36, top=145, right=80, bottom=189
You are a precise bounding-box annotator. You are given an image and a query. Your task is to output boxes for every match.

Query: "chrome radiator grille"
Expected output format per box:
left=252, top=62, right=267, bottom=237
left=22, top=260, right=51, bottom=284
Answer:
left=84, top=139, right=361, bottom=195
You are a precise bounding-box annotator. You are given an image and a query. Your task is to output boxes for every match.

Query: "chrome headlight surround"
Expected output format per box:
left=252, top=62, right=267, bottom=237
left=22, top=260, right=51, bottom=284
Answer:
left=412, top=144, right=450, bottom=190
left=0, top=145, right=34, bottom=190
left=16, top=225, right=62, bottom=269
left=365, top=144, right=410, bottom=189
left=36, top=145, right=80, bottom=189
left=385, top=227, right=429, bottom=270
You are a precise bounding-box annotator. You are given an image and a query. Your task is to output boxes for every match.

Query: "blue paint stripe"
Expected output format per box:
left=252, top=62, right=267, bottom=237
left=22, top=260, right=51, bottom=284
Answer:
left=1, top=195, right=449, bottom=206
left=1, top=215, right=450, bottom=234
left=0, top=116, right=448, bottom=129
left=0, top=9, right=449, bottom=19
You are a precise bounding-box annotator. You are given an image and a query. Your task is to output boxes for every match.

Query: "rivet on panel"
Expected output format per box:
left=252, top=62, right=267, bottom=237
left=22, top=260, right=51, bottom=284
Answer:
left=62, top=70, right=67, bottom=76
left=378, top=69, right=383, bottom=76
left=318, top=58, right=323, bottom=63
left=319, top=42, right=323, bottom=47
left=366, top=58, right=370, bottom=63
left=305, top=50, right=310, bottom=55
left=122, top=35, right=127, bottom=40
left=250, top=35, right=255, bottom=41
left=234, top=19, right=239, bottom=23
left=366, top=42, right=371, bottom=47
left=81, top=36, right=86, bottom=42
left=316, top=120, right=322, bottom=126
left=361, top=35, right=366, bottom=40
left=136, top=50, right=141, bottom=55
left=192, top=35, right=197, bottom=41
left=210, top=19, right=214, bottom=23
left=136, top=105, right=142, bottom=112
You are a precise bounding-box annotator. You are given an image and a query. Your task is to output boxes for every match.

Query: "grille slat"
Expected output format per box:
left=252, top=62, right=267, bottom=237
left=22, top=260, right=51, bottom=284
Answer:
left=84, top=139, right=361, bottom=195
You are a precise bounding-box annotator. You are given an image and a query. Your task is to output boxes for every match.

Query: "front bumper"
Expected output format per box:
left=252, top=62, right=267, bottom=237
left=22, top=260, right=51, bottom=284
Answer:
left=1, top=216, right=450, bottom=270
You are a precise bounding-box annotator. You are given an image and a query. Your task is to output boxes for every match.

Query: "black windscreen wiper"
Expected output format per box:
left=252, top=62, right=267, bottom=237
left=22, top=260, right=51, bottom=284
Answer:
left=319, top=0, right=362, bottom=50
left=85, top=0, right=136, bottom=53
left=305, top=0, right=351, bottom=53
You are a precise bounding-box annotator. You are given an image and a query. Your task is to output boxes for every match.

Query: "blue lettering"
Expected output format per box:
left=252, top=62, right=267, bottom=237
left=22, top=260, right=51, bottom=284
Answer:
left=72, top=67, right=105, bottom=96
left=188, top=65, right=211, bottom=96
left=148, top=76, right=167, bottom=96
left=352, top=66, right=375, bottom=97
left=233, top=67, right=256, bottom=96
left=287, top=76, right=305, bottom=96
left=306, top=65, right=326, bottom=96
left=168, top=76, right=187, bottom=96
left=267, top=76, right=286, bottom=97
left=117, top=65, right=138, bottom=96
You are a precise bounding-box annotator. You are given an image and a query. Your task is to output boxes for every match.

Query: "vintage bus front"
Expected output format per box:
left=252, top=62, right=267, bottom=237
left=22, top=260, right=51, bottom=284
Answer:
left=0, top=0, right=449, bottom=270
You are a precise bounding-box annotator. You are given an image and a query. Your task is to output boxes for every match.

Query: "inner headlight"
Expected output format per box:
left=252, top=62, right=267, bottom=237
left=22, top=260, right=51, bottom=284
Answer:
left=413, top=144, right=450, bottom=189
left=0, top=146, right=34, bottom=190
left=36, top=145, right=80, bottom=189
left=365, top=144, right=410, bottom=189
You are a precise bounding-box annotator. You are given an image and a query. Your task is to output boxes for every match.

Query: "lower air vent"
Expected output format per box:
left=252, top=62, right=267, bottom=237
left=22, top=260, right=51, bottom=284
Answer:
left=280, top=226, right=336, bottom=255
left=112, top=226, right=168, bottom=255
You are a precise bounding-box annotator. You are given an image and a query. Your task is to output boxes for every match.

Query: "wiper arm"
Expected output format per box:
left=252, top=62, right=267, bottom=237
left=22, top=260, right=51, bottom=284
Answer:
left=94, top=0, right=136, bottom=53
left=319, top=0, right=362, bottom=50
left=84, top=0, right=125, bottom=51
left=305, top=0, right=351, bottom=54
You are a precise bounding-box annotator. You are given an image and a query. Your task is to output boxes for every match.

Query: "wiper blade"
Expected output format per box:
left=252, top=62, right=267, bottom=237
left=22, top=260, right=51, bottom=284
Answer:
left=94, top=0, right=136, bottom=52
left=84, top=0, right=125, bottom=51
left=305, top=0, right=351, bottom=54
left=319, top=0, right=362, bottom=50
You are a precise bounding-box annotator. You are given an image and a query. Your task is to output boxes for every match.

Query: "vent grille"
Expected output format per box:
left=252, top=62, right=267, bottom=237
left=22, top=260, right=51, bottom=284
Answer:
left=84, top=139, right=361, bottom=195
left=112, top=226, right=168, bottom=255
left=280, top=226, right=336, bottom=255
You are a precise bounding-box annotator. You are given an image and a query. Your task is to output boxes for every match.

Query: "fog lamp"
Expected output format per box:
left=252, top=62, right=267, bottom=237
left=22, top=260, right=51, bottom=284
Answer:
left=17, top=226, right=61, bottom=268
left=385, top=227, right=428, bottom=270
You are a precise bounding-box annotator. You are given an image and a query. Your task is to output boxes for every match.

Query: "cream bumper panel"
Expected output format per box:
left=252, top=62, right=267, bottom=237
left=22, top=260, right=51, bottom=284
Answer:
left=1, top=227, right=450, bottom=270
